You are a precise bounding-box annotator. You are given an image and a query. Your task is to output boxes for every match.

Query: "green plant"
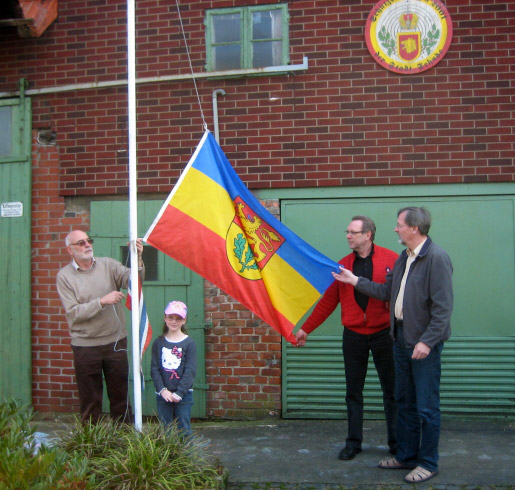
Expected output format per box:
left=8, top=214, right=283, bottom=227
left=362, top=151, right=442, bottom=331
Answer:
left=0, top=398, right=93, bottom=489
left=57, top=418, right=225, bottom=490
left=0, top=399, right=224, bottom=490
left=57, top=417, right=128, bottom=460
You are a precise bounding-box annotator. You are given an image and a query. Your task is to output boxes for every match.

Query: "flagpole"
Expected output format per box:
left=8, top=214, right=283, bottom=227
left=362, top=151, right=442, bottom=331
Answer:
left=127, top=0, right=143, bottom=431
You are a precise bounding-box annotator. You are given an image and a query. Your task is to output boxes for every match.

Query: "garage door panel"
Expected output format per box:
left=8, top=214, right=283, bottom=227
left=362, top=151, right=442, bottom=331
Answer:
left=282, top=193, right=515, bottom=417
left=284, top=335, right=515, bottom=418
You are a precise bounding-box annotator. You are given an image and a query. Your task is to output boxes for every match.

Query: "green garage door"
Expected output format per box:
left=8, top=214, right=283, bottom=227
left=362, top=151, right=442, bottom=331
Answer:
left=280, top=187, right=515, bottom=417
left=91, top=201, right=207, bottom=418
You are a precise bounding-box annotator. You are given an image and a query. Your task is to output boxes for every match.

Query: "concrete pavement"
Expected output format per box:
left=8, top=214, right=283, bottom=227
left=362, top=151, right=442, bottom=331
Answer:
left=33, top=416, right=515, bottom=489
left=193, top=418, right=515, bottom=490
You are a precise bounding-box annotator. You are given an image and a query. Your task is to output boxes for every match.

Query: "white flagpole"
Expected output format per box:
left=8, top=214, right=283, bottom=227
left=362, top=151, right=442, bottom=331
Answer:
left=127, top=0, right=143, bottom=431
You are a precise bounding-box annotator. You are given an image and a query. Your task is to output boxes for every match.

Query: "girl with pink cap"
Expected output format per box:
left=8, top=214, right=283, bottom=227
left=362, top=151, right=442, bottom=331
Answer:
left=150, top=300, right=197, bottom=436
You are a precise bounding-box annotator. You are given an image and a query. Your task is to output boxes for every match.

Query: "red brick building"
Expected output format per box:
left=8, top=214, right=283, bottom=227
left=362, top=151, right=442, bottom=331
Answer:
left=0, top=0, right=514, bottom=419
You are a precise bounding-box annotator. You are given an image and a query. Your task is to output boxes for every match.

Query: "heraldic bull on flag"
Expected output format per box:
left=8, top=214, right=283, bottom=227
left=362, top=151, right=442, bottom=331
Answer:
left=144, top=131, right=339, bottom=344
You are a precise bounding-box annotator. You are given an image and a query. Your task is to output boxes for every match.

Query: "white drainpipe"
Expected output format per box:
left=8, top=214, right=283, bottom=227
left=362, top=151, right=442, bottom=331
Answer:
left=0, top=57, right=308, bottom=98
left=212, top=89, right=225, bottom=143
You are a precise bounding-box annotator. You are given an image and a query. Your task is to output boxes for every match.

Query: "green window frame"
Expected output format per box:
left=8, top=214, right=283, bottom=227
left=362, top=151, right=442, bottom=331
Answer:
left=205, top=3, right=290, bottom=72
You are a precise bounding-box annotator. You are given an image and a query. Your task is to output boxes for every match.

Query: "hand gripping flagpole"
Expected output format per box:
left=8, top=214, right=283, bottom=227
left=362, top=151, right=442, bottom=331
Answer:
left=127, top=0, right=143, bottom=432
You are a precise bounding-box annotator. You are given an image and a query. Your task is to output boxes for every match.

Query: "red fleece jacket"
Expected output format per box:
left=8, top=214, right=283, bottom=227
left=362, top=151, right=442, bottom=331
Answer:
left=301, top=245, right=398, bottom=335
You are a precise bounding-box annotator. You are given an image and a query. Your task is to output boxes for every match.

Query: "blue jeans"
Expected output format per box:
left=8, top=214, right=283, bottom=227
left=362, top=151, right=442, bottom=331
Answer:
left=394, top=326, right=443, bottom=472
left=156, top=391, right=194, bottom=437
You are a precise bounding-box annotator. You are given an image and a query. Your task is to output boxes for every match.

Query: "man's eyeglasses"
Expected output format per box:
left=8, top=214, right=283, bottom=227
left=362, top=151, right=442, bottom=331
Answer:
left=346, top=230, right=363, bottom=235
left=69, top=238, right=94, bottom=247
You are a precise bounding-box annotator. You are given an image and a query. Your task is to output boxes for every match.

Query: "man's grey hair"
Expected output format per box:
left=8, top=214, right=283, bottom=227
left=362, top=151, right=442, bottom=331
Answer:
left=352, top=215, right=376, bottom=241
left=65, top=231, right=84, bottom=247
left=397, top=207, right=431, bottom=235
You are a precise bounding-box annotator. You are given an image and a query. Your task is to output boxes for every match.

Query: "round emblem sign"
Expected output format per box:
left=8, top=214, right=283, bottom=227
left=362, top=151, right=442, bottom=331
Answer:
left=365, top=0, right=453, bottom=75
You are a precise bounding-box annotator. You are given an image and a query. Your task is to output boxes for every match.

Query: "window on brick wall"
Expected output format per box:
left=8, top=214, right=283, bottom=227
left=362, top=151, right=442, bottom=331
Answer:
left=0, top=101, right=25, bottom=161
left=121, top=245, right=158, bottom=281
left=205, top=4, right=289, bottom=72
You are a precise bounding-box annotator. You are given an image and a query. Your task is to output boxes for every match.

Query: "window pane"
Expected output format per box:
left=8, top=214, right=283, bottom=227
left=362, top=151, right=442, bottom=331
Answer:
left=253, top=10, right=282, bottom=40
left=213, top=13, right=241, bottom=43
left=121, top=245, right=158, bottom=282
left=0, top=107, right=12, bottom=156
left=252, top=40, right=282, bottom=68
left=213, top=44, right=241, bottom=70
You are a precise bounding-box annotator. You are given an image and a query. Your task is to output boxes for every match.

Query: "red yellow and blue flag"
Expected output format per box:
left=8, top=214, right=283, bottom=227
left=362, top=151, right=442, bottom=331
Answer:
left=144, top=131, right=339, bottom=344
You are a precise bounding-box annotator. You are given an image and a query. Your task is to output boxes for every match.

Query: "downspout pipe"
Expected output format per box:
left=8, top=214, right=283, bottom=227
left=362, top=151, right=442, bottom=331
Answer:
left=212, top=89, right=225, bottom=143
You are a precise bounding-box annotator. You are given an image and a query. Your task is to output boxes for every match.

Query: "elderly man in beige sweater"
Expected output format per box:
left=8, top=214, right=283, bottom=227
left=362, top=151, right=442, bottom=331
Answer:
left=57, top=229, right=144, bottom=423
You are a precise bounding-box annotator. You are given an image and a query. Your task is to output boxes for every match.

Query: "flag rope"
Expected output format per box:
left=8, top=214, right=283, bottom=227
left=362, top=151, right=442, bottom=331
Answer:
left=175, top=0, right=208, bottom=132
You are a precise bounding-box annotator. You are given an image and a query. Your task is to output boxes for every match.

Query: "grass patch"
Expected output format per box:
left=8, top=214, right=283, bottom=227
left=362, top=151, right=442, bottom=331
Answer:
left=0, top=397, right=91, bottom=489
left=0, top=398, right=225, bottom=489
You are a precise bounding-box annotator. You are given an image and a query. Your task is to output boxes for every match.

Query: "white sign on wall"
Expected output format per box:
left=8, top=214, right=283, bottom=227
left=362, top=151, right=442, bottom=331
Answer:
left=1, top=202, right=23, bottom=218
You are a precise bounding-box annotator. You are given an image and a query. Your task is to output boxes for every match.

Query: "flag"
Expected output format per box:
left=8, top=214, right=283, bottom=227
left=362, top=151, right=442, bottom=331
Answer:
left=144, top=131, right=340, bottom=344
left=126, top=278, right=153, bottom=387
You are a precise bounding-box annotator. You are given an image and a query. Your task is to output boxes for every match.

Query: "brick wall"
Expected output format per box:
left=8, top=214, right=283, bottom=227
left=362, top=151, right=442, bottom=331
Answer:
left=2, top=0, right=512, bottom=195
left=205, top=284, right=283, bottom=419
left=31, top=132, right=86, bottom=413
left=0, top=0, right=513, bottom=417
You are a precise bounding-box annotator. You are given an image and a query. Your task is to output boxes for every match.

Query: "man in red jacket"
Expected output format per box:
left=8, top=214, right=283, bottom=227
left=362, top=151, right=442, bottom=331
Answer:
left=295, top=216, right=398, bottom=460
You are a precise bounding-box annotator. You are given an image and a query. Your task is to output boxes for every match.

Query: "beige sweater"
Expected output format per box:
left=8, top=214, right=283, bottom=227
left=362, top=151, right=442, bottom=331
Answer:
left=56, top=257, right=144, bottom=347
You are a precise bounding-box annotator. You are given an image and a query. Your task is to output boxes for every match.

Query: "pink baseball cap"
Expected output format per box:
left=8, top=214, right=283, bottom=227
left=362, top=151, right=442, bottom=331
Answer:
left=164, top=301, right=188, bottom=318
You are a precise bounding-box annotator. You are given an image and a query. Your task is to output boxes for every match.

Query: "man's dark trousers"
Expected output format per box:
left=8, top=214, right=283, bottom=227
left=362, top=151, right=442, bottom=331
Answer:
left=72, top=337, right=132, bottom=423
left=343, top=327, right=397, bottom=451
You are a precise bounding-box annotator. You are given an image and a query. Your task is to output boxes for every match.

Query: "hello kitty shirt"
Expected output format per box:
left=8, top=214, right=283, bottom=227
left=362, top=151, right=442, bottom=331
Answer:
left=151, top=336, right=197, bottom=398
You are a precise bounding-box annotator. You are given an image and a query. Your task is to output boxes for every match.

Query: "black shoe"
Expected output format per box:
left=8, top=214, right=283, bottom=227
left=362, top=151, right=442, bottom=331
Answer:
left=338, top=445, right=362, bottom=460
